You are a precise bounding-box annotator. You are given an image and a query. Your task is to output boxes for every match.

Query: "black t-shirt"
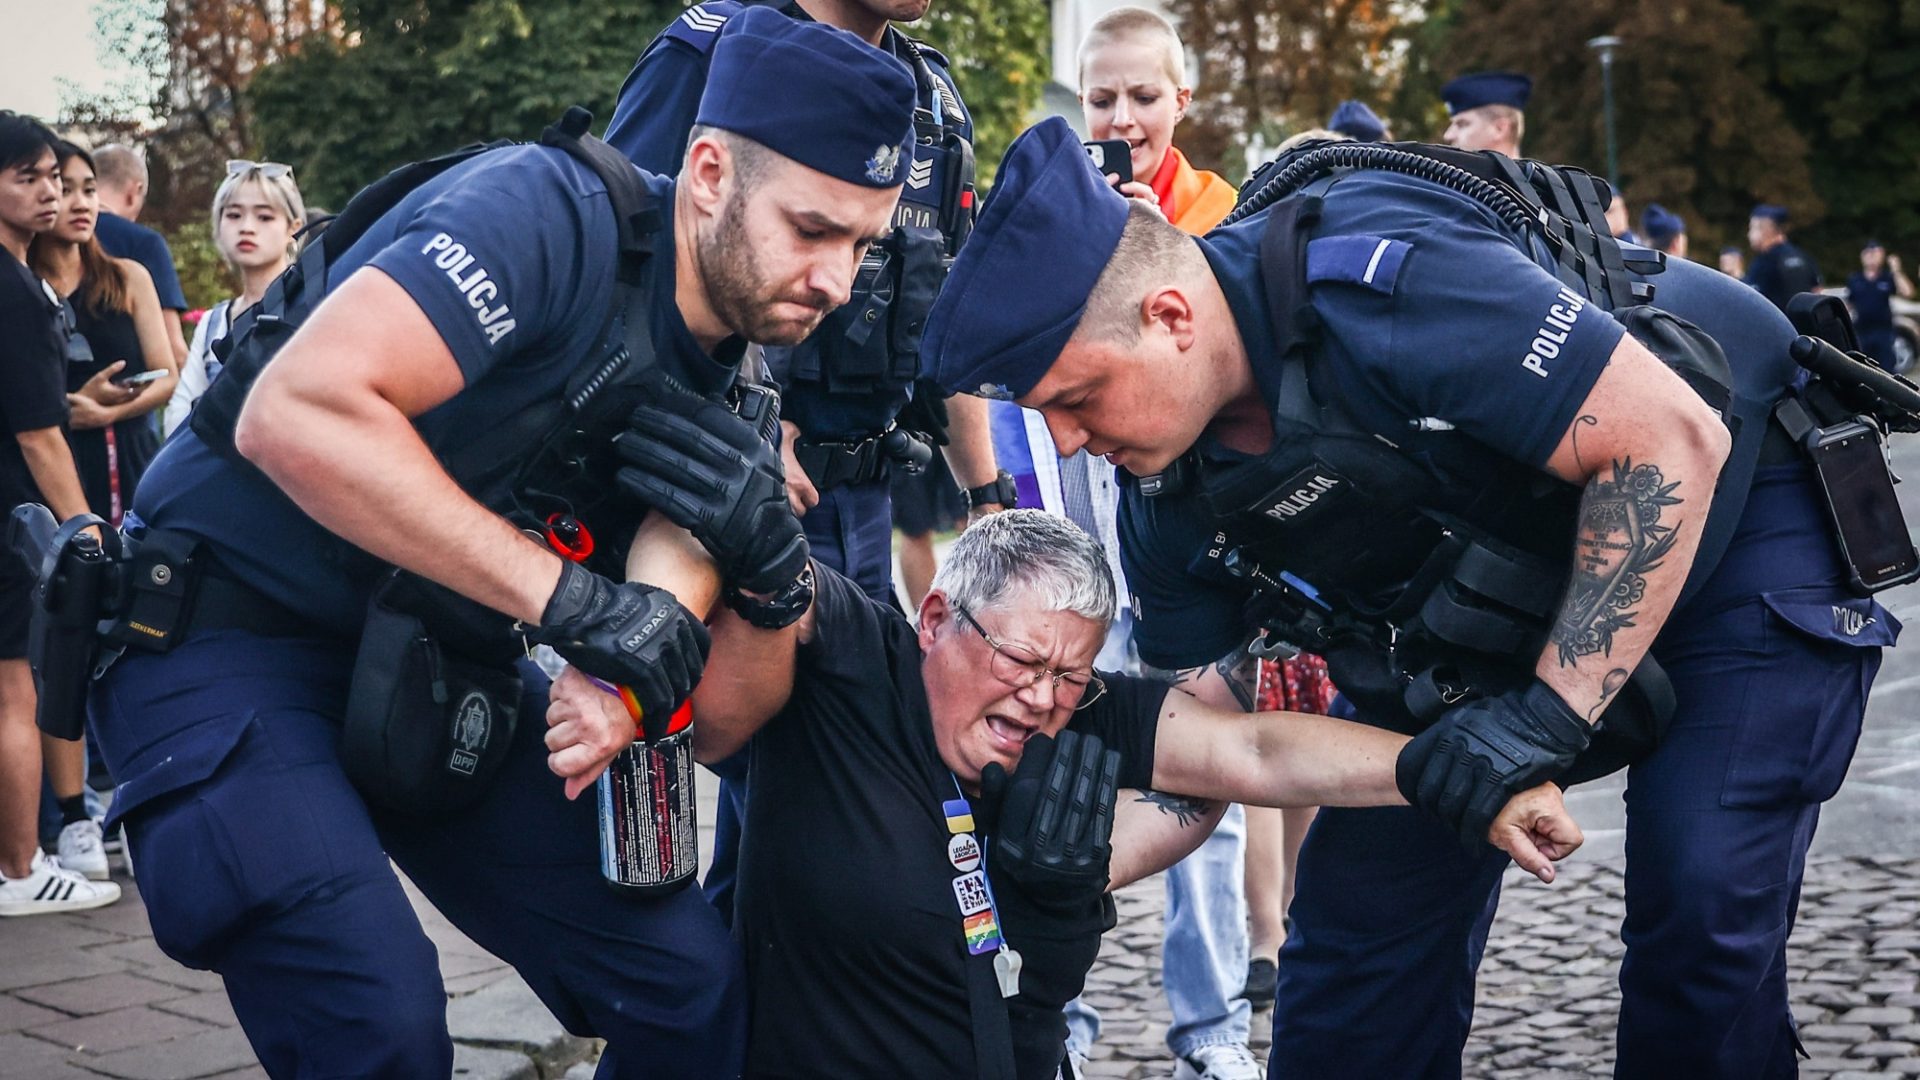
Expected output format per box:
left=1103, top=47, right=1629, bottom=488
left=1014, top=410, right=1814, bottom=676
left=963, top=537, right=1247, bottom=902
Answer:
left=0, top=248, right=69, bottom=531
left=735, top=566, right=1165, bottom=1079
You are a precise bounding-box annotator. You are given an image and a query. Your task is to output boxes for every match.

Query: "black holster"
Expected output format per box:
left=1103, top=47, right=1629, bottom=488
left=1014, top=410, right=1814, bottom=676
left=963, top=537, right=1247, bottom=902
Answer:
left=341, top=571, right=523, bottom=817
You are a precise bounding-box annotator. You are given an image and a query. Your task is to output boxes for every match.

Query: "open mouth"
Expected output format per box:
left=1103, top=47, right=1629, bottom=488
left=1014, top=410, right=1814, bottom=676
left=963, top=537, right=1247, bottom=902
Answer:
left=984, top=714, right=1038, bottom=751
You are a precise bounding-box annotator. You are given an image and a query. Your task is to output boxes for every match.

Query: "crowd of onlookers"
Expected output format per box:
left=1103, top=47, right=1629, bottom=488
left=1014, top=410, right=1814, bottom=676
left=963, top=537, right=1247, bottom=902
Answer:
left=0, top=110, right=308, bottom=917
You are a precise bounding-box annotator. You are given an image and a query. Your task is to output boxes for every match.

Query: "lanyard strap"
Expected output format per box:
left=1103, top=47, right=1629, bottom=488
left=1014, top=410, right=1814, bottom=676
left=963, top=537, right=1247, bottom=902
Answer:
left=944, top=777, right=1018, bottom=1080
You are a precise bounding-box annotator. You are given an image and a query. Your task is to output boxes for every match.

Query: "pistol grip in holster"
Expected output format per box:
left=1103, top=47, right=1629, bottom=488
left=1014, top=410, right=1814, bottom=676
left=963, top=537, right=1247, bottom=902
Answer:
left=7, top=506, right=118, bottom=741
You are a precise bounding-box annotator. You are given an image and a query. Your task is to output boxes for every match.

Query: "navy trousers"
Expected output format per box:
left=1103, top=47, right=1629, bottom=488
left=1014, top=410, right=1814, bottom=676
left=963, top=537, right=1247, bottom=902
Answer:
left=1267, top=467, right=1897, bottom=1079
left=93, top=629, right=745, bottom=1079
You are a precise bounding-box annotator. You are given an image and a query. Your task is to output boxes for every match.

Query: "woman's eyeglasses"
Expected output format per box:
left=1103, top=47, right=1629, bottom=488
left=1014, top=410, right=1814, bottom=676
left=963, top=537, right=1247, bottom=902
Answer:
left=226, top=160, right=294, bottom=180
left=953, top=603, right=1107, bottom=710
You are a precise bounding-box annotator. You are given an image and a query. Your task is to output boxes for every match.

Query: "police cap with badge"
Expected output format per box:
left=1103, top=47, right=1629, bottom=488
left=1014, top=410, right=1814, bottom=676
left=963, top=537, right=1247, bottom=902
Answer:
left=1441, top=71, right=1532, bottom=114
left=695, top=5, right=916, bottom=190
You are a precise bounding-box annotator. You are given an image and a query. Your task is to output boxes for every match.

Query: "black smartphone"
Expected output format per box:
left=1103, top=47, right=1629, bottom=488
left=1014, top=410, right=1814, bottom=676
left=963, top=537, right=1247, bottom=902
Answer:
left=1084, top=139, right=1133, bottom=186
left=1807, top=419, right=1920, bottom=594
left=115, top=369, right=167, bottom=388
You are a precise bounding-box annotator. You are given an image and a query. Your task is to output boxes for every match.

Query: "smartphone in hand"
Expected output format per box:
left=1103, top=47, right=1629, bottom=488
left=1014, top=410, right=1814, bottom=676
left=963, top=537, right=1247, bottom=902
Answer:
left=1084, top=139, right=1133, bottom=187
left=115, top=369, right=167, bottom=388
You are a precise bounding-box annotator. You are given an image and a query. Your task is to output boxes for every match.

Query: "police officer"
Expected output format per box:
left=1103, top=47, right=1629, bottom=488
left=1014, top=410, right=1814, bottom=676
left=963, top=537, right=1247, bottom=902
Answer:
left=1641, top=202, right=1687, bottom=258
left=90, top=12, right=917, bottom=1077
left=1745, top=203, right=1820, bottom=313
left=607, top=0, right=1009, bottom=607
left=924, top=118, right=1899, bottom=1078
left=1441, top=70, right=1530, bottom=157
left=1847, top=240, right=1914, bottom=371
left=1327, top=99, right=1387, bottom=142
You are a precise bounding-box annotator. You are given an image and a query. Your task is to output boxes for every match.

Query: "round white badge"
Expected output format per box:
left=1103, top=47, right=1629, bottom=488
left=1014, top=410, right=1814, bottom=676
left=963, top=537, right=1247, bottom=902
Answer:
left=948, top=833, right=982, bottom=873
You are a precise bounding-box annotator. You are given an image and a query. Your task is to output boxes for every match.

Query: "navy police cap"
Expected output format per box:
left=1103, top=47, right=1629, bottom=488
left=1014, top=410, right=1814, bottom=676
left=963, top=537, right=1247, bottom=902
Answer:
left=1751, top=203, right=1791, bottom=224
left=1328, top=100, right=1387, bottom=142
left=696, top=6, right=916, bottom=188
left=1441, top=71, right=1533, bottom=114
left=1640, top=203, right=1684, bottom=246
left=924, top=116, right=1131, bottom=401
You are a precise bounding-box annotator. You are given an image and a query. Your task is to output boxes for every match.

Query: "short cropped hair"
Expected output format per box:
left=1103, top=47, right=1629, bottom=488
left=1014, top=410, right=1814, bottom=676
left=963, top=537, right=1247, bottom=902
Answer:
left=92, top=144, right=147, bottom=191
left=933, top=509, right=1116, bottom=626
left=1078, top=6, right=1187, bottom=90
left=1072, top=200, right=1209, bottom=347
left=686, top=124, right=774, bottom=191
left=1486, top=105, right=1525, bottom=151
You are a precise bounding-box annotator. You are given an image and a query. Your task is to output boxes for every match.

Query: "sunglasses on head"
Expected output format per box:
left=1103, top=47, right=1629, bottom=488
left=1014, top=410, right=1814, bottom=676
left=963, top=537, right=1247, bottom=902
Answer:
left=226, top=160, right=294, bottom=180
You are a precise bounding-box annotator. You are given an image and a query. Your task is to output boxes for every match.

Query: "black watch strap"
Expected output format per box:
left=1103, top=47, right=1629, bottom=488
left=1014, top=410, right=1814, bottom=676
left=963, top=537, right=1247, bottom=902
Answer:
left=723, top=563, right=817, bottom=630
left=967, top=470, right=1019, bottom=509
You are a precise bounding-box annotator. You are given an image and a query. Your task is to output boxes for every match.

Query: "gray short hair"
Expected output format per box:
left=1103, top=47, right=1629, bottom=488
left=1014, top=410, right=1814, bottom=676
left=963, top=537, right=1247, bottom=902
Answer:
left=92, top=144, right=146, bottom=190
left=932, top=509, right=1116, bottom=625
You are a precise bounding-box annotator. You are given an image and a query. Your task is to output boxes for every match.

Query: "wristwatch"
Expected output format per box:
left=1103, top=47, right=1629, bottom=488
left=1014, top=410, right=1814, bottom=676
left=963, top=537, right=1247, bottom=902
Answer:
left=966, top=470, right=1019, bottom=510
left=723, top=563, right=816, bottom=630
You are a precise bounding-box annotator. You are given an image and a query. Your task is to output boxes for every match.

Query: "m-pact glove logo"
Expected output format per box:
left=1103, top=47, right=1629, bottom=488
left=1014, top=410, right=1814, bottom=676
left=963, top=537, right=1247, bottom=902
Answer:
left=1521, top=286, right=1589, bottom=379
left=421, top=233, right=516, bottom=346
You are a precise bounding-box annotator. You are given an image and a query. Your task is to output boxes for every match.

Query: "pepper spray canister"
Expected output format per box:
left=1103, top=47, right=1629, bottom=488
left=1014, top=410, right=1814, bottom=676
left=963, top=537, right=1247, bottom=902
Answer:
left=593, top=689, right=699, bottom=895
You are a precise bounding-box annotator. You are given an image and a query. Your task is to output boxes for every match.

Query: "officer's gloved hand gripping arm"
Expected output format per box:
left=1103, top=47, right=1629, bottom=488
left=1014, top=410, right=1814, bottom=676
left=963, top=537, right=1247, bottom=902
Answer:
left=235, top=269, right=713, bottom=737
left=1396, top=333, right=1733, bottom=846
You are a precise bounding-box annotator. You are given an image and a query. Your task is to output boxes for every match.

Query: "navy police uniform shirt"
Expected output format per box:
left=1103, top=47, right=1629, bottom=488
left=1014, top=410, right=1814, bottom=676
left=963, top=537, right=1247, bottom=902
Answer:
left=608, top=0, right=974, bottom=440
left=1121, top=171, right=1626, bottom=670
left=737, top=563, right=1163, bottom=1078
left=1745, top=240, right=1819, bottom=313
left=96, top=211, right=189, bottom=311
left=134, top=146, right=728, bottom=635
left=1848, top=268, right=1896, bottom=333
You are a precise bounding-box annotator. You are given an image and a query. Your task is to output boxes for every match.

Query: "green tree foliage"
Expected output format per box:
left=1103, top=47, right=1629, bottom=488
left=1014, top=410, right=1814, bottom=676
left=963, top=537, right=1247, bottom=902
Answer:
left=165, top=219, right=238, bottom=312
left=913, top=0, right=1051, bottom=183
left=1161, top=0, right=1407, bottom=179
left=251, top=0, right=676, bottom=209
left=1442, top=0, right=1819, bottom=261
left=1739, top=0, right=1920, bottom=275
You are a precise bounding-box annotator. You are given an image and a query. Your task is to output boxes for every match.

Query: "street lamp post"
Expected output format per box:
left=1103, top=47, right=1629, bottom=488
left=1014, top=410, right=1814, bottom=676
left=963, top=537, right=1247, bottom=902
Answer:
left=1588, top=35, right=1622, bottom=191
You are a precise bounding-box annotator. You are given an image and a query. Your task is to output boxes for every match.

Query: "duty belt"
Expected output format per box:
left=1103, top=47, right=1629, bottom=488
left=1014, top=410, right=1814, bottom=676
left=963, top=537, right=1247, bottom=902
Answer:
left=793, top=435, right=892, bottom=492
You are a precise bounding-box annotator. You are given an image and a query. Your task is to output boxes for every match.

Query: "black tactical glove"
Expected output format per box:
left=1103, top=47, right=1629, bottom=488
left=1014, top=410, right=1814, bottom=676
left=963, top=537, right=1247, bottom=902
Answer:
left=1395, top=680, right=1592, bottom=848
left=979, top=729, right=1122, bottom=904
left=526, top=559, right=710, bottom=727
left=613, top=398, right=809, bottom=595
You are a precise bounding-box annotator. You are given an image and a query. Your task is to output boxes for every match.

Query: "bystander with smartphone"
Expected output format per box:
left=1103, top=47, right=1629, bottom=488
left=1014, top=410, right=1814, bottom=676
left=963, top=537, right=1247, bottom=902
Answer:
left=163, top=161, right=304, bottom=436
left=28, top=140, right=177, bottom=526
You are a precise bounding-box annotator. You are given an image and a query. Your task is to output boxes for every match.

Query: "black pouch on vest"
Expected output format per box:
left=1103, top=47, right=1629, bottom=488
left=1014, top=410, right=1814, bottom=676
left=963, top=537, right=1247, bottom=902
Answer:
left=341, top=573, right=521, bottom=817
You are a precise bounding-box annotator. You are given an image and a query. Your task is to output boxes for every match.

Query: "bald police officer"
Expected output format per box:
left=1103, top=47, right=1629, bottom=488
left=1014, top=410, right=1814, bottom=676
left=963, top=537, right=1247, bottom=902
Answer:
left=92, top=12, right=916, bottom=1077
left=923, top=118, right=1897, bottom=1078
left=1441, top=70, right=1531, bottom=157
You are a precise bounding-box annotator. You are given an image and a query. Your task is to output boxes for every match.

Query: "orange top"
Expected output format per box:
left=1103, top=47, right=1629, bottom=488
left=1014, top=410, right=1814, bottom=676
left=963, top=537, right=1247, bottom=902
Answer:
left=1148, top=145, right=1238, bottom=235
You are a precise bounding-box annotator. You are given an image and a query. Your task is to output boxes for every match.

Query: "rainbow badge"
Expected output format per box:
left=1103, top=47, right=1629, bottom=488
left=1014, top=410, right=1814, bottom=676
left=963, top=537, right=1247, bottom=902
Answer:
left=942, top=798, right=975, bottom=835
left=964, top=911, right=1004, bottom=955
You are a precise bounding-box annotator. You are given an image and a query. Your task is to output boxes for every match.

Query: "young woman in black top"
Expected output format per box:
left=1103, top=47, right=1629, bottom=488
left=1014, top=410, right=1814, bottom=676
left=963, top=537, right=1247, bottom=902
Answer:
left=0, top=113, right=121, bottom=916
left=29, top=141, right=178, bottom=526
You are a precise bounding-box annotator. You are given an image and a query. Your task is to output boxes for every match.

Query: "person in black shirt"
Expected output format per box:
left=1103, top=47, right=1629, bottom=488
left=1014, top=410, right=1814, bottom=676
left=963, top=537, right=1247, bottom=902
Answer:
left=1744, top=203, right=1820, bottom=312
left=1847, top=241, right=1915, bottom=370
left=549, top=494, right=1580, bottom=1078
left=0, top=111, right=122, bottom=916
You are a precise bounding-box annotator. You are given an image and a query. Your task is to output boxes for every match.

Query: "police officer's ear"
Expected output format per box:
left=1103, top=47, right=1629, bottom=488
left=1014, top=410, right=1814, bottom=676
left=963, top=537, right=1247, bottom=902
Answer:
left=1140, top=283, right=1200, bottom=354
left=680, top=132, right=736, bottom=220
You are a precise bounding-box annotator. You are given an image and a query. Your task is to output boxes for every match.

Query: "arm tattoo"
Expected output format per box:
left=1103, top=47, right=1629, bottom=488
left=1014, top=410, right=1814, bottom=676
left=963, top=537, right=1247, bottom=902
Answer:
left=1589, top=667, right=1630, bottom=722
left=1215, top=649, right=1258, bottom=713
left=1143, top=647, right=1259, bottom=713
left=1134, top=790, right=1212, bottom=826
left=1551, top=456, right=1684, bottom=667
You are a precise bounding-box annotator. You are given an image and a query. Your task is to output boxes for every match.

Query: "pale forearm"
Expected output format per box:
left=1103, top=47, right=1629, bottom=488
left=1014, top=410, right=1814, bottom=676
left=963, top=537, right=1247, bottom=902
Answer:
left=689, top=606, right=798, bottom=763
left=16, top=428, right=92, bottom=522
left=236, top=384, right=562, bottom=624
left=1108, top=789, right=1225, bottom=888
left=626, top=513, right=723, bottom=620
left=940, top=392, right=1000, bottom=490
left=1234, top=713, right=1408, bottom=808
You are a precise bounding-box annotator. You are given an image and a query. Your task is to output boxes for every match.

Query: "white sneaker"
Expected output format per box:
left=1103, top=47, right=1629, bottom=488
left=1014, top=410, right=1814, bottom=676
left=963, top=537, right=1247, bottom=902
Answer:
left=57, top=819, right=110, bottom=881
left=1174, top=1043, right=1264, bottom=1080
left=0, top=849, right=121, bottom=916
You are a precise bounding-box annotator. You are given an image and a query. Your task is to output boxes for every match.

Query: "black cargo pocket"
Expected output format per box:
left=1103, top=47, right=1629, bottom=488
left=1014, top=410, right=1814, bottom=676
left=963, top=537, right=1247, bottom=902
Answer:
left=1721, top=586, right=1899, bottom=808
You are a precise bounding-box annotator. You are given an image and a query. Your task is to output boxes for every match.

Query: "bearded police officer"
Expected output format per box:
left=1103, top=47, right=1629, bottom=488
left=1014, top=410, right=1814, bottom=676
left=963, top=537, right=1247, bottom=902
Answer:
left=88, top=12, right=916, bottom=1077
left=609, top=0, right=1007, bottom=604
left=924, top=118, right=1899, bottom=1078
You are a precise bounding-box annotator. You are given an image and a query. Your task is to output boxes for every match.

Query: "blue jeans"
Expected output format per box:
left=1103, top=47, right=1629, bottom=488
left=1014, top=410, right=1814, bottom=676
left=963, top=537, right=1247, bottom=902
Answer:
left=1066, top=804, right=1252, bottom=1060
